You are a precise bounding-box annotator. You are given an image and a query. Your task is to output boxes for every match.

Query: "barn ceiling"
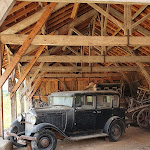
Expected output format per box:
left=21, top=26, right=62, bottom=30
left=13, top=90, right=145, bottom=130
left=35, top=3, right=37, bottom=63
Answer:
left=0, top=1, right=150, bottom=90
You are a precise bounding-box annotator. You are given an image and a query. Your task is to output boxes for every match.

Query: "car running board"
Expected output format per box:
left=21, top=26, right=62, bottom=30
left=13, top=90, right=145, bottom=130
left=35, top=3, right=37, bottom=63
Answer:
left=68, top=133, right=108, bottom=141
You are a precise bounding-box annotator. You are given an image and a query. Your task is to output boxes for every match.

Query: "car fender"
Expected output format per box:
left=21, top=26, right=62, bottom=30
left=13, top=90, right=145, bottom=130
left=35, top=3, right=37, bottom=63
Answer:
left=10, top=119, right=25, bottom=133
left=32, top=123, right=68, bottom=138
left=103, top=116, right=125, bottom=134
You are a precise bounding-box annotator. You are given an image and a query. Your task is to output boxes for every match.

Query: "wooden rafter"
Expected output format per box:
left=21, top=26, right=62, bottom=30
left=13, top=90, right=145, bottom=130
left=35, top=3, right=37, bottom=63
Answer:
left=0, top=0, right=15, bottom=26
left=71, top=3, right=80, bottom=19
left=10, top=31, right=55, bottom=98
left=20, top=62, right=45, bottom=98
left=132, top=5, right=148, bottom=20
left=1, top=3, right=68, bottom=34
left=89, top=3, right=124, bottom=30
left=109, top=7, right=150, bottom=36
left=132, top=13, right=150, bottom=29
left=0, top=2, right=57, bottom=88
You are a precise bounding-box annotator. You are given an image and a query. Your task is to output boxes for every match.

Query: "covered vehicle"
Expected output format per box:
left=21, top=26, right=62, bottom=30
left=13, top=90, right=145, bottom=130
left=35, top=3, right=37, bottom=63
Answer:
left=8, top=90, right=125, bottom=150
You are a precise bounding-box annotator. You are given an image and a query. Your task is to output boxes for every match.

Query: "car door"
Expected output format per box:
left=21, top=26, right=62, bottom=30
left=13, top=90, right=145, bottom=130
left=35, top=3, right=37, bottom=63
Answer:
left=74, top=94, right=97, bottom=132
left=96, top=95, right=113, bottom=129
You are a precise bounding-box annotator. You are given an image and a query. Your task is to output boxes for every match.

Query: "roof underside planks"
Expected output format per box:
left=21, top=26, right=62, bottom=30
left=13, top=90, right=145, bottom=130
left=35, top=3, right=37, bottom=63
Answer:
left=0, top=1, right=150, bottom=89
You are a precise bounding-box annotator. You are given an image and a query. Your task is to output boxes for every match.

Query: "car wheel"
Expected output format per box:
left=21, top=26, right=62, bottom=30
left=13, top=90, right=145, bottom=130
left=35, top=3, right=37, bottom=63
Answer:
left=108, top=121, right=123, bottom=142
left=10, top=127, right=26, bottom=148
left=31, top=129, right=57, bottom=150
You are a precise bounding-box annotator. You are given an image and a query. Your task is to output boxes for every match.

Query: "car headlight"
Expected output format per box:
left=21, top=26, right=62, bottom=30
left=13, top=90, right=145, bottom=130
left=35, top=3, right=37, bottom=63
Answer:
left=30, top=116, right=36, bottom=125
left=17, top=113, right=23, bottom=122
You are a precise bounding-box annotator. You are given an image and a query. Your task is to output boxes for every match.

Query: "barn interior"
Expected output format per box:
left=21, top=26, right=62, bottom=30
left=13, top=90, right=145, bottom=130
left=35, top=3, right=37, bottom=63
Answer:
left=0, top=0, right=150, bottom=148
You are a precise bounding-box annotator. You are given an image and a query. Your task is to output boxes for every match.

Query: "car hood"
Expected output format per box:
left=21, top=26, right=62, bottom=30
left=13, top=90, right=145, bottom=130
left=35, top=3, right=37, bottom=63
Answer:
left=30, top=106, right=73, bottom=131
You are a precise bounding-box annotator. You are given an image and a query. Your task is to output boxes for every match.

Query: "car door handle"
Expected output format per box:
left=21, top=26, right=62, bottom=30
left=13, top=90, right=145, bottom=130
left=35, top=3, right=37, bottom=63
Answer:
left=97, top=111, right=101, bottom=114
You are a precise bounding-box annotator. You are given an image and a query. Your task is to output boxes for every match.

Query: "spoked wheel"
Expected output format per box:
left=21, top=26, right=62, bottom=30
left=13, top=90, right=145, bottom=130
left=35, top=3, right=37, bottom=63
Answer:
left=108, top=121, right=123, bottom=142
left=31, top=129, right=57, bottom=150
left=132, top=111, right=139, bottom=123
left=137, top=108, right=150, bottom=130
left=10, top=127, right=26, bottom=148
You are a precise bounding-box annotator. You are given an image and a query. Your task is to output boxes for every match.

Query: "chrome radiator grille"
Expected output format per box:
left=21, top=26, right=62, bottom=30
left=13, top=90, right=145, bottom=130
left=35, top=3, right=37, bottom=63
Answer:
left=25, top=113, right=34, bottom=136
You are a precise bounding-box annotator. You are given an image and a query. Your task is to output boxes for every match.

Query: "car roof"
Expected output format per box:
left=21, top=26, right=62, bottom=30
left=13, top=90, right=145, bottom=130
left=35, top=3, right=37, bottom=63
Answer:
left=50, top=90, right=120, bottom=97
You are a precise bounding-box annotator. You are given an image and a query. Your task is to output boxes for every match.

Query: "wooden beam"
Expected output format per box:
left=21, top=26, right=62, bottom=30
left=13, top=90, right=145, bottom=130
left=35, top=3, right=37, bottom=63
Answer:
left=132, top=5, right=148, bottom=20
left=10, top=31, right=55, bottom=98
left=132, top=13, right=150, bottom=29
left=0, top=44, right=4, bottom=138
left=39, top=73, right=122, bottom=78
left=16, top=0, right=150, bottom=5
left=20, top=62, right=45, bottom=98
left=1, top=35, right=150, bottom=46
left=109, top=7, right=150, bottom=36
left=20, top=56, right=150, bottom=63
left=10, top=46, right=45, bottom=98
left=0, top=3, right=57, bottom=88
left=19, top=83, right=24, bottom=114
left=27, top=66, right=149, bottom=73
left=0, top=0, right=15, bottom=26
left=1, top=3, right=68, bottom=34
left=89, top=3, right=124, bottom=30
left=1, top=9, right=96, bottom=35
left=71, top=3, right=80, bottom=19
left=9, top=2, right=30, bottom=14
left=27, top=76, right=42, bottom=100
left=57, top=10, right=96, bottom=35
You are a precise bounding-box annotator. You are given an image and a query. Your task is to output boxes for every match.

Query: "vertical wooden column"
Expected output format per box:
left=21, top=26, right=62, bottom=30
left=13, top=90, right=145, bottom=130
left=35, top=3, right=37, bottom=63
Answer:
left=25, top=76, right=31, bottom=111
left=19, top=83, right=24, bottom=113
left=0, top=44, right=4, bottom=138
left=9, top=70, right=17, bottom=122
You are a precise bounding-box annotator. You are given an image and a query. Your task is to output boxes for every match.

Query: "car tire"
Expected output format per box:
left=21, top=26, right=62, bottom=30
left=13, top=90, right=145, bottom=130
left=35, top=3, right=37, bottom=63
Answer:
left=10, top=127, right=26, bottom=148
left=108, top=120, right=123, bottom=142
left=31, top=129, right=57, bottom=150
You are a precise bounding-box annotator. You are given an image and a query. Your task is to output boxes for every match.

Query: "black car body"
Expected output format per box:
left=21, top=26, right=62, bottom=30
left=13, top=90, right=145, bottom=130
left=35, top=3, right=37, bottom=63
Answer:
left=8, top=90, right=125, bottom=150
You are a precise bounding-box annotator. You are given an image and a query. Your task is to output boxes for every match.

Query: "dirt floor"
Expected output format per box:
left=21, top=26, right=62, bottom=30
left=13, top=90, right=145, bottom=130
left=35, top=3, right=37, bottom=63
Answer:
left=16, top=126, right=150, bottom=150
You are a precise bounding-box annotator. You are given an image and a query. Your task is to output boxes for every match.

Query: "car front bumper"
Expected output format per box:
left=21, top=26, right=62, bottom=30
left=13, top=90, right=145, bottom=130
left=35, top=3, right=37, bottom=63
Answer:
left=7, top=132, right=36, bottom=141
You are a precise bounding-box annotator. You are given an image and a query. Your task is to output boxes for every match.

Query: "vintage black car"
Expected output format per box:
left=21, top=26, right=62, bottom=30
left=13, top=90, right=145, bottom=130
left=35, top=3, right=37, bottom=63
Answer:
left=8, top=90, right=125, bottom=150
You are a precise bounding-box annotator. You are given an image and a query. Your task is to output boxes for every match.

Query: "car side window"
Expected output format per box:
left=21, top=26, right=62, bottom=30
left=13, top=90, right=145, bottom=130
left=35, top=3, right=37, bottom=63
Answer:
left=97, top=95, right=112, bottom=108
left=75, top=95, right=95, bottom=109
left=112, top=95, right=119, bottom=107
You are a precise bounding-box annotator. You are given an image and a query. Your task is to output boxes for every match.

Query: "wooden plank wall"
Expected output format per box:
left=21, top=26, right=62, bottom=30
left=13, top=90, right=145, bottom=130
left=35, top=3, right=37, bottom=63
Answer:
left=36, top=77, right=121, bottom=102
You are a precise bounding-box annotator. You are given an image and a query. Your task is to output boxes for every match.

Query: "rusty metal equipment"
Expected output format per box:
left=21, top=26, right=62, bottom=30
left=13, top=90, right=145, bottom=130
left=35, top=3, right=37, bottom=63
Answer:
left=126, top=87, right=150, bottom=130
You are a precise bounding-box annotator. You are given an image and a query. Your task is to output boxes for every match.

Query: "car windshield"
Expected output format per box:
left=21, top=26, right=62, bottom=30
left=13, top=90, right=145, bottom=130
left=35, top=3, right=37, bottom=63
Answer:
left=51, top=96, right=73, bottom=107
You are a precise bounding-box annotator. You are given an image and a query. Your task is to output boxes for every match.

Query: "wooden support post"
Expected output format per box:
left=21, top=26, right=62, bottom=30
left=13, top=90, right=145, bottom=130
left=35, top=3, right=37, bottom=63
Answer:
left=19, top=83, right=24, bottom=113
left=0, top=2, right=57, bottom=89
left=0, top=44, right=4, bottom=138
left=25, top=76, right=31, bottom=111
left=9, top=72, right=17, bottom=122
left=124, top=4, right=132, bottom=35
